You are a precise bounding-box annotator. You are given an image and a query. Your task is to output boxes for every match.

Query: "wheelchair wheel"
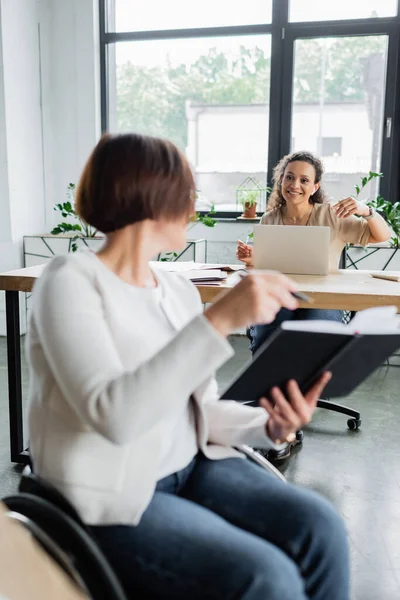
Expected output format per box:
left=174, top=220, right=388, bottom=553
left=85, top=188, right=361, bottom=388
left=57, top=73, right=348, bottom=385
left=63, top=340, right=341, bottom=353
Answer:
left=3, top=494, right=127, bottom=600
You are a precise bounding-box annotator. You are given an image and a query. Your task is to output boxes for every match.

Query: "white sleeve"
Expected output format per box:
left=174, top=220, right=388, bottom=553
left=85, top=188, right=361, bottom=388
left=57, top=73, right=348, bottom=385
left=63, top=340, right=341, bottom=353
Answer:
left=31, top=260, right=233, bottom=445
left=202, top=379, right=288, bottom=451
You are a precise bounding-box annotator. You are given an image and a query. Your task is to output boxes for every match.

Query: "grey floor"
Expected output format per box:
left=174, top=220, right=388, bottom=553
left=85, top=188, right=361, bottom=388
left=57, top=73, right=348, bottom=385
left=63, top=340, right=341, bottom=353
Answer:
left=0, top=336, right=400, bottom=599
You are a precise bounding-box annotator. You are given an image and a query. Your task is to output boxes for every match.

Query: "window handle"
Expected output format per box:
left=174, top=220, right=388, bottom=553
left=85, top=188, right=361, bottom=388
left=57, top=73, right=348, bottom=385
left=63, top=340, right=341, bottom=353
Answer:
left=386, top=117, right=392, bottom=139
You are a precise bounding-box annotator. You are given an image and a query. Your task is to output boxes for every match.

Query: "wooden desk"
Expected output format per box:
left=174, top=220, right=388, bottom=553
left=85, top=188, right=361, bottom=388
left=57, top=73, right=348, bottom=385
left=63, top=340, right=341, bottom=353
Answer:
left=2, top=264, right=400, bottom=310
left=1, top=263, right=400, bottom=463
left=198, top=270, right=400, bottom=311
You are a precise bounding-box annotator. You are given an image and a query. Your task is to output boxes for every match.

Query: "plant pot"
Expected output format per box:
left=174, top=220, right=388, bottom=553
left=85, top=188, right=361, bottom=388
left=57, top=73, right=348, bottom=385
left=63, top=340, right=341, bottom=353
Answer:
left=242, top=203, right=257, bottom=219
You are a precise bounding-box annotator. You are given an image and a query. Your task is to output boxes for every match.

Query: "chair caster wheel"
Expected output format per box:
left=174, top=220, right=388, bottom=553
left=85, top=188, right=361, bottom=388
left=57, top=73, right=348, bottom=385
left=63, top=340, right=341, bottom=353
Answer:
left=347, top=418, right=361, bottom=430
left=295, top=430, right=304, bottom=443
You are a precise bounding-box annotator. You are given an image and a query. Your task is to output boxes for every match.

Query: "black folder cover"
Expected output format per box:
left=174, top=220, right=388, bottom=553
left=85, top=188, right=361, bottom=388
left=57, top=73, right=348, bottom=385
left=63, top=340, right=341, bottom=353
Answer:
left=220, top=328, right=400, bottom=404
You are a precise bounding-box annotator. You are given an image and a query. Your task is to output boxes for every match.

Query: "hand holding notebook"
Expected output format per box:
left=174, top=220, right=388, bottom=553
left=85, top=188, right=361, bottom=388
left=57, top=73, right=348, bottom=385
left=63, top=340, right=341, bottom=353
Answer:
left=261, top=371, right=332, bottom=445
left=221, top=306, right=400, bottom=404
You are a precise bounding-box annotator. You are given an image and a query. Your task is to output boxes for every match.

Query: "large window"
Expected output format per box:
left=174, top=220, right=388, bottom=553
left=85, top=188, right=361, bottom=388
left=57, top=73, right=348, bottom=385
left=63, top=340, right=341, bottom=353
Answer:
left=290, top=0, right=397, bottom=23
left=108, top=35, right=271, bottom=211
left=291, top=35, right=388, bottom=202
left=112, top=0, right=272, bottom=32
left=101, top=0, right=400, bottom=215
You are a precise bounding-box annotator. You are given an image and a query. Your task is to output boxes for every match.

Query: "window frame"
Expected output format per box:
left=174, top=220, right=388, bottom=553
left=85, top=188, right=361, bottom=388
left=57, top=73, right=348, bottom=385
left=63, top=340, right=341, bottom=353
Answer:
left=99, top=0, right=400, bottom=217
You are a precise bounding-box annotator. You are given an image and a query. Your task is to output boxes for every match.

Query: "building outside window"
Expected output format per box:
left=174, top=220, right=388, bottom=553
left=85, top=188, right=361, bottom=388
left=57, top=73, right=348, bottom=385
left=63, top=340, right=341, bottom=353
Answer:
left=102, top=0, right=400, bottom=213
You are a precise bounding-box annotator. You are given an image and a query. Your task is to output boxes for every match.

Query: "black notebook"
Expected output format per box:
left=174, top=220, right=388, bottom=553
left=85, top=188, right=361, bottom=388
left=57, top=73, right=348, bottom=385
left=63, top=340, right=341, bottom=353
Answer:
left=221, top=307, right=400, bottom=404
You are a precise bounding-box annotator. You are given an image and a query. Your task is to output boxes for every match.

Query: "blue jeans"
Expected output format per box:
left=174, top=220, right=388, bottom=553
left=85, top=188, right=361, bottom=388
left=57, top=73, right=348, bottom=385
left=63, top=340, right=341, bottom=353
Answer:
left=91, top=453, right=349, bottom=599
left=250, top=308, right=344, bottom=354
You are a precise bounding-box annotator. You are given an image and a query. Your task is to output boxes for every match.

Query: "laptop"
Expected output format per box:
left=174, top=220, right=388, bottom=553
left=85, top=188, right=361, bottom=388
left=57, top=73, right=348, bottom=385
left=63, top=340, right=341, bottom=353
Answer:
left=253, top=225, right=330, bottom=275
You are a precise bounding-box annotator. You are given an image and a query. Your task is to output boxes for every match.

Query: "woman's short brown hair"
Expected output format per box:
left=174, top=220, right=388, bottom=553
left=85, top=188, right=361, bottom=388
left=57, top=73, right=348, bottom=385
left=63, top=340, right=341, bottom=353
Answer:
left=75, top=133, right=196, bottom=233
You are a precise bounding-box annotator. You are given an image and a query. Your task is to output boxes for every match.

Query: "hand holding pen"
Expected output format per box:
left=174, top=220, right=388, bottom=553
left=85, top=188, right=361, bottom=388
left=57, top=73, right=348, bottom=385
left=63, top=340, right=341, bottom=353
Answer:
left=236, top=239, right=253, bottom=266
left=205, top=271, right=304, bottom=338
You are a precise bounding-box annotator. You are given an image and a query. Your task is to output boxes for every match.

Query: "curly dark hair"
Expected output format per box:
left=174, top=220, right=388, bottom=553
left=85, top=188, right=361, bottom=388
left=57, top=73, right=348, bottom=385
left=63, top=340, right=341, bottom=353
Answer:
left=267, top=150, right=327, bottom=212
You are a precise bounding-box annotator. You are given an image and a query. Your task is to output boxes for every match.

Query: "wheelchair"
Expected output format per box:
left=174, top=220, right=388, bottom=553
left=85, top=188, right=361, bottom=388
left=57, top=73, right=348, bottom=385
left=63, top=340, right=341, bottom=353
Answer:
left=2, top=449, right=283, bottom=599
left=2, top=466, right=128, bottom=600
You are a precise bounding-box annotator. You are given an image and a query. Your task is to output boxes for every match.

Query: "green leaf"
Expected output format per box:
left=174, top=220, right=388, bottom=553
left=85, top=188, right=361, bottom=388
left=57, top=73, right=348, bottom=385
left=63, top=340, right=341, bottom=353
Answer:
left=354, top=185, right=361, bottom=195
left=160, top=251, right=175, bottom=262
left=201, top=217, right=216, bottom=228
left=51, top=227, right=62, bottom=235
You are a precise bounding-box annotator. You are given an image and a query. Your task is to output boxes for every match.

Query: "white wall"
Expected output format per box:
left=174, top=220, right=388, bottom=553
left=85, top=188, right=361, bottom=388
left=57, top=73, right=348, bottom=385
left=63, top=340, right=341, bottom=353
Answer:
left=0, top=0, right=100, bottom=334
left=0, top=0, right=46, bottom=334
left=38, top=0, right=101, bottom=229
left=2, top=0, right=46, bottom=242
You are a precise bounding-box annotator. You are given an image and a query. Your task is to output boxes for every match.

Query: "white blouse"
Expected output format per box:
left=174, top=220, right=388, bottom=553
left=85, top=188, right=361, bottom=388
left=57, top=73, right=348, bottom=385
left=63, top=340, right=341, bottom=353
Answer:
left=27, top=251, right=282, bottom=526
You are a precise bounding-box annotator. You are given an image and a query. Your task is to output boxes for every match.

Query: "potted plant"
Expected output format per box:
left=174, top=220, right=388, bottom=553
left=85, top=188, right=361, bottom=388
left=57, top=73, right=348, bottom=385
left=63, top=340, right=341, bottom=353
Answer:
left=344, top=171, right=400, bottom=271
left=351, top=171, right=400, bottom=247
left=50, top=183, right=100, bottom=252
left=236, top=177, right=270, bottom=219
left=239, top=190, right=259, bottom=219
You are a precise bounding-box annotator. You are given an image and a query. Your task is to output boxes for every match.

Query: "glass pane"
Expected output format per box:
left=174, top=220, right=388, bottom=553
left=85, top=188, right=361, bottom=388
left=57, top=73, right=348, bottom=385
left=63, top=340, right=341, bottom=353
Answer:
left=291, top=36, right=388, bottom=203
left=110, top=0, right=272, bottom=32
left=109, top=36, right=271, bottom=212
left=290, top=0, right=397, bottom=22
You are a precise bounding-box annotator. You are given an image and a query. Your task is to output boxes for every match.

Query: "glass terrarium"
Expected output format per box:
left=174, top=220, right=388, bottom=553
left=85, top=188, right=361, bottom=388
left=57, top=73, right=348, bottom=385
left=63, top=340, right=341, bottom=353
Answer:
left=236, top=177, right=269, bottom=218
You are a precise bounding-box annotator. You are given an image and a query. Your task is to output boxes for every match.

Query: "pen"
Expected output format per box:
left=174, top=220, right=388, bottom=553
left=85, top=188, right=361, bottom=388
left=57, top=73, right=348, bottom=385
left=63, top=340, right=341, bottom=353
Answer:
left=237, top=270, right=314, bottom=304
left=371, top=273, right=400, bottom=283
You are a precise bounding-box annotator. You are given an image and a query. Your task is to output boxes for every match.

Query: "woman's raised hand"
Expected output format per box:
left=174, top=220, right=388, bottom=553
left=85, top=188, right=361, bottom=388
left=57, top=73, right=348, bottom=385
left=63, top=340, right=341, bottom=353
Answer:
left=204, top=271, right=298, bottom=338
left=236, top=240, right=253, bottom=266
left=331, top=196, right=370, bottom=218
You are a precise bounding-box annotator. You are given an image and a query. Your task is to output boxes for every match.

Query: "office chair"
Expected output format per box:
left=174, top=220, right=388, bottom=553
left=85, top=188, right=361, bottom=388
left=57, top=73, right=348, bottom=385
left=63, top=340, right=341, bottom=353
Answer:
left=2, top=467, right=128, bottom=600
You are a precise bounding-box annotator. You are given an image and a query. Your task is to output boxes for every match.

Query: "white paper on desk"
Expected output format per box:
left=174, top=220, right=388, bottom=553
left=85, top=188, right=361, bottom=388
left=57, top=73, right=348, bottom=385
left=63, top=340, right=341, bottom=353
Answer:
left=282, top=306, right=400, bottom=335
left=150, top=261, right=196, bottom=272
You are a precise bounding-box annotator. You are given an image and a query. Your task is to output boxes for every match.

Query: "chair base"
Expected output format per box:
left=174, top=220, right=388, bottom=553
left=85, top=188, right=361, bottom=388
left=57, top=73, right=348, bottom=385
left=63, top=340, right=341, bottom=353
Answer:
left=317, top=399, right=361, bottom=430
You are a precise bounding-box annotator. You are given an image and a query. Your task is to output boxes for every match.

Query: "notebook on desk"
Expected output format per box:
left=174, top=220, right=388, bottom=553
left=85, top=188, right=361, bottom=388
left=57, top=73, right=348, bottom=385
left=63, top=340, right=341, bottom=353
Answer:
left=221, top=307, right=400, bottom=404
left=178, top=269, right=227, bottom=283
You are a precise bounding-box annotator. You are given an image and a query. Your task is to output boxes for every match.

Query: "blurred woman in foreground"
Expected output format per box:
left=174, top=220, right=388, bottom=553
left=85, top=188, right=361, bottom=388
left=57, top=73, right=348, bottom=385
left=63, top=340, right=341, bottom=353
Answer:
left=27, top=134, right=349, bottom=600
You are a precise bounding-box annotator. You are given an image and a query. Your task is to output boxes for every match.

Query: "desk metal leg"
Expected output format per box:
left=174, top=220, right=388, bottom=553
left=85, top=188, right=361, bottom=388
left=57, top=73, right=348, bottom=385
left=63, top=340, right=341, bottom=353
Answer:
left=5, top=291, right=29, bottom=464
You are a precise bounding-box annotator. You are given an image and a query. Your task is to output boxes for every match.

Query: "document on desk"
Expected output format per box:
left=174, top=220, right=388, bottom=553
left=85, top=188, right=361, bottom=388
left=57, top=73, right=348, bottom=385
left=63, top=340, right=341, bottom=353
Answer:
left=150, top=261, right=197, bottom=272
left=151, top=261, right=242, bottom=273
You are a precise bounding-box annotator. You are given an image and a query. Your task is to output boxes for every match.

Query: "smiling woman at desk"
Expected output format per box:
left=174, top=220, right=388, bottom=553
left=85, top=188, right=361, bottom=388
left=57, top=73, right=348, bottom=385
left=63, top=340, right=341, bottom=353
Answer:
left=26, top=133, right=349, bottom=600
left=237, top=151, right=391, bottom=356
